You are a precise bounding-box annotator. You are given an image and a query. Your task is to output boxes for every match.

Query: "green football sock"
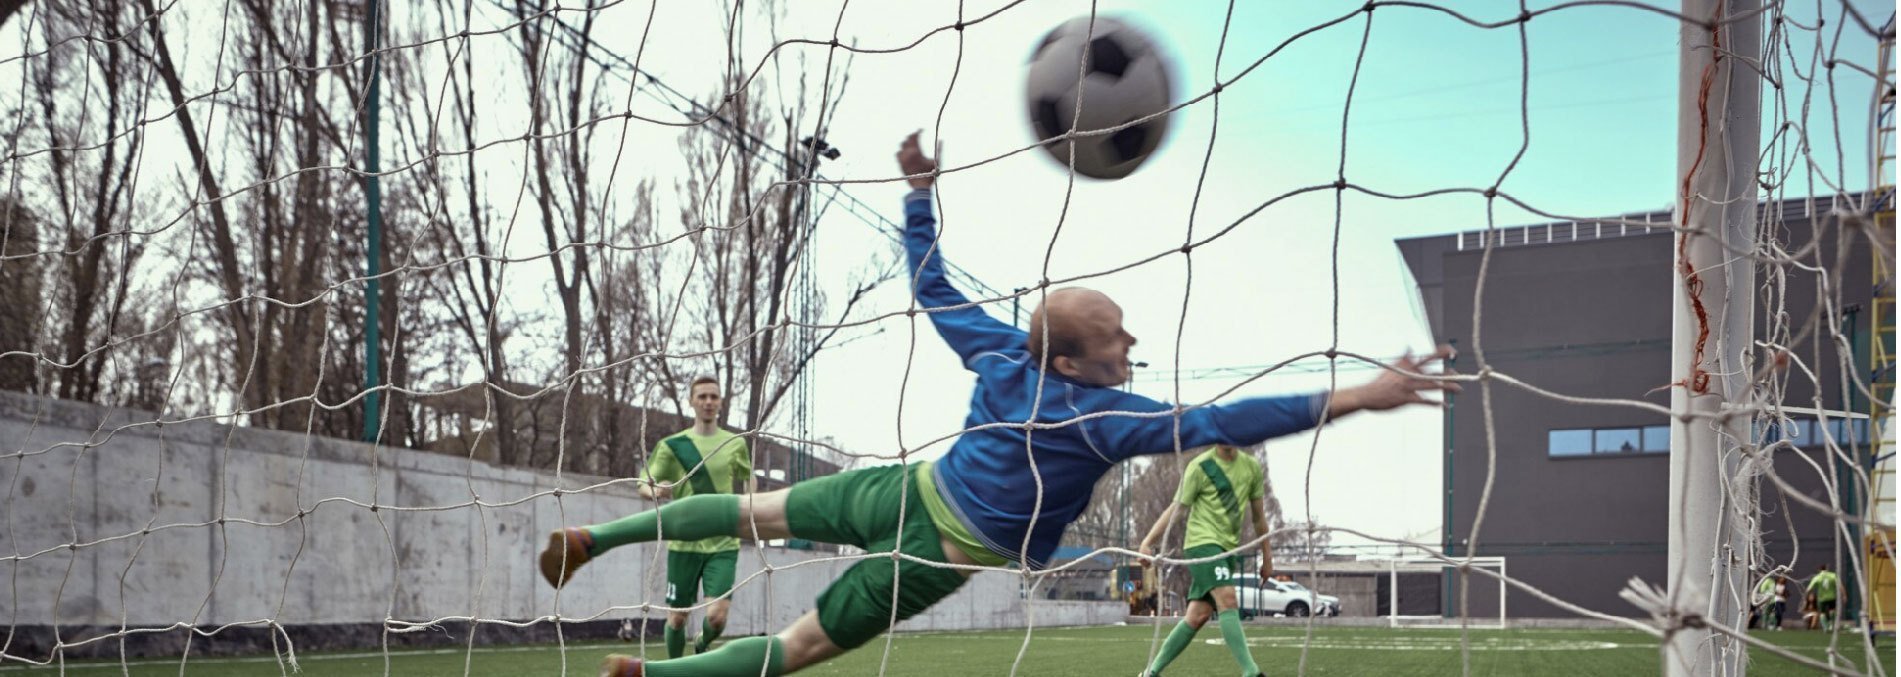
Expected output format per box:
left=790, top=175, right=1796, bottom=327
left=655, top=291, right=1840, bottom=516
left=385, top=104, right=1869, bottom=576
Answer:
left=1217, top=609, right=1260, bottom=675
left=1144, top=620, right=1201, bottom=675
left=695, top=618, right=726, bottom=653
left=664, top=623, right=686, bottom=659
left=584, top=494, right=740, bottom=555
left=645, top=636, right=784, bottom=677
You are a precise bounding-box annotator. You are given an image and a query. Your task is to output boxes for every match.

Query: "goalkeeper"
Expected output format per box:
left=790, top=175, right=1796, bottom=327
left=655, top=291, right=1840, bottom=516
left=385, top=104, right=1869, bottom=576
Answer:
left=536, top=132, right=1459, bottom=677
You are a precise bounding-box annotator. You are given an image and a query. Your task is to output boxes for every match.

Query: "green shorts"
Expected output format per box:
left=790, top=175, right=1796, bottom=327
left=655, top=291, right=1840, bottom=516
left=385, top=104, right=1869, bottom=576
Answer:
left=665, top=548, right=739, bottom=608
left=1185, top=543, right=1240, bottom=603
left=785, top=463, right=969, bottom=650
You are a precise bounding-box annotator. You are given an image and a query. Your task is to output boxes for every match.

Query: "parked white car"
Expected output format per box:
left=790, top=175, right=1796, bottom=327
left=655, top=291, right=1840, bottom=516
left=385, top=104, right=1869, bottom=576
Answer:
left=1233, top=575, right=1340, bottom=618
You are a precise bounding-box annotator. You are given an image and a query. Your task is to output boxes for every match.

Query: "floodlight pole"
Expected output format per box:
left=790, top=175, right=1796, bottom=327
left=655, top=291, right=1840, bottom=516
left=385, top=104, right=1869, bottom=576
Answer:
left=1668, top=1, right=1759, bottom=675
left=361, top=0, right=385, bottom=443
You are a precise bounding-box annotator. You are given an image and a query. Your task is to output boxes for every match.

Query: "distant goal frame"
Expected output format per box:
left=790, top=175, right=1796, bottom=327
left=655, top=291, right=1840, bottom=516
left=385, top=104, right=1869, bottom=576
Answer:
left=1385, top=556, right=1508, bottom=629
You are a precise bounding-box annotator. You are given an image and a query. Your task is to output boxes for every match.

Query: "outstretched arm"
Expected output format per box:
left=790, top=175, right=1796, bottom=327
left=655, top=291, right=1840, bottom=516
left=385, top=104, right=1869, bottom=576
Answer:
left=1101, top=347, right=1461, bottom=458
left=1322, top=346, right=1461, bottom=420
left=895, top=132, right=1026, bottom=366
left=1103, top=391, right=1328, bottom=460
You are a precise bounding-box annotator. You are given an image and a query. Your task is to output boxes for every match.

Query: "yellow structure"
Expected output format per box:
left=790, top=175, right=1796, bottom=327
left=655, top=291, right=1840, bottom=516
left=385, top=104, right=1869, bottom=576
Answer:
left=1866, top=15, right=1895, bottom=635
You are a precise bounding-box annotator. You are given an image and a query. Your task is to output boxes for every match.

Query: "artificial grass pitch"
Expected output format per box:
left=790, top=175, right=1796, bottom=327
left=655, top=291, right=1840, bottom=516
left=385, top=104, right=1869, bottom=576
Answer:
left=9, top=625, right=1888, bottom=676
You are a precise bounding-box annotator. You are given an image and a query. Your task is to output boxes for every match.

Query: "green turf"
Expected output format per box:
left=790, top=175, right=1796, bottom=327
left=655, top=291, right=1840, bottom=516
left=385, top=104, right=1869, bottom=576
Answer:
left=3, top=625, right=1888, bottom=675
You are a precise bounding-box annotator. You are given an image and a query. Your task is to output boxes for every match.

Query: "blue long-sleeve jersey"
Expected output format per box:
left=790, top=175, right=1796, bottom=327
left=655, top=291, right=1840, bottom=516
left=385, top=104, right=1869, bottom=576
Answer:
left=903, top=189, right=1327, bottom=569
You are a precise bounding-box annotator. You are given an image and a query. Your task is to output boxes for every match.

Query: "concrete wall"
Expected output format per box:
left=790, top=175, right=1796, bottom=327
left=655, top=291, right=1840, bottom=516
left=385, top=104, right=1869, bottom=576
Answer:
left=0, top=392, right=1118, bottom=657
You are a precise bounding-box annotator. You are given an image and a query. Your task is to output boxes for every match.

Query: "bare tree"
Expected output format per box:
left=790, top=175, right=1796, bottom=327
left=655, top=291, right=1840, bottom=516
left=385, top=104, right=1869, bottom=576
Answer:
left=588, top=178, right=668, bottom=476
left=136, top=0, right=258, bottom=421
left=387, top=0, right=530, bottom=464
left=670, top=82, right=894, bottom=433
left=8, top=0, right=889, bottom=474
left=29, top=2, right=152, bottom=404
left=229, top=0, right=355, bottom=436
left=0, top=0, right=25, bottom=31
left=0, top=198, right=42, bottom=393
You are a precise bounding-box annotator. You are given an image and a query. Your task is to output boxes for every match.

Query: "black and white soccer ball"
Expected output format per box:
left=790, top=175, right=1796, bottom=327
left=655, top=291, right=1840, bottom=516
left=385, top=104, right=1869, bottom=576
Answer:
left=617, top=619, right=637, bottom=642
left=1024, top=16, right=1174, bottom=180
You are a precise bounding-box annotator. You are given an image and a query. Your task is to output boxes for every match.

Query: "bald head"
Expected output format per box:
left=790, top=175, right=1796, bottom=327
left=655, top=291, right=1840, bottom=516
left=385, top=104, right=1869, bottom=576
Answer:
left=1027, top=287, right=1135, bottom=386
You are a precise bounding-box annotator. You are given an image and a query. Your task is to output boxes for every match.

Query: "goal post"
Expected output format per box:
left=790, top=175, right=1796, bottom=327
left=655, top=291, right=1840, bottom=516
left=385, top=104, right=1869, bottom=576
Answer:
left=1384, top=557, right=1508, bottom=630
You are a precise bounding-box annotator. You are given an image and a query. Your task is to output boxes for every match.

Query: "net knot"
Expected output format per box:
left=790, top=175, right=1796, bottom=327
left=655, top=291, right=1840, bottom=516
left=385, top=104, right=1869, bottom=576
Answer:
left=1617, top=577, right=1708, bottom=635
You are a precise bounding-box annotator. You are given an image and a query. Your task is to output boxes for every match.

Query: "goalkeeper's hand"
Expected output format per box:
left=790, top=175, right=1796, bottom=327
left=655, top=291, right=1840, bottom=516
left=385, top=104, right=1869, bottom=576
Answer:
left=1138, top=542, right=1160, bottom=569
left=896, top=131, right=937, bottom=189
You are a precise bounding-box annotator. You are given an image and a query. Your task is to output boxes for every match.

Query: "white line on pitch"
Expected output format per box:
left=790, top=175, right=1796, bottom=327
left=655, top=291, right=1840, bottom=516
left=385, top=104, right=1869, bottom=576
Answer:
left=0, top=642, right=627, bottom=672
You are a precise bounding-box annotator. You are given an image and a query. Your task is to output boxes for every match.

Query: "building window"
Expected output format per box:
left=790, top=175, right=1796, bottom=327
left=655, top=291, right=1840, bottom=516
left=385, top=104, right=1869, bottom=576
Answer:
left=1790, top=419, right=1814, bottom=447
left=1549, top=429, right=1592, bottom=457
left=1549, top=425, right=1668, bottom=458
left=1595, top=428, right=1641, bottom=454
left=1555, top=417, right=1866, bottom=459
left=1642, top=425, right=1670, bottom=452
left=1809, top=418, right=1871, bottom=446
left=1757, top=417, right=1869, bottom=449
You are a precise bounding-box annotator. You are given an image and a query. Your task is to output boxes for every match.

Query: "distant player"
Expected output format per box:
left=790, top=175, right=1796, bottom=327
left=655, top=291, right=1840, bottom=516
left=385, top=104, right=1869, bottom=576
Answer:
left=1805, top=564, right=1839, bottom=629
left=554, top=375, right=752, bottom=658
left=1137, top=444, right=1274, bottom=676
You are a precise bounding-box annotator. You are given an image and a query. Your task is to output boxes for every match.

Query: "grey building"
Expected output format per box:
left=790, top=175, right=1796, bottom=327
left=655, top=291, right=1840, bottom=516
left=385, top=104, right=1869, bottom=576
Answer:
left=1397, top=192, right=1883, bottom=619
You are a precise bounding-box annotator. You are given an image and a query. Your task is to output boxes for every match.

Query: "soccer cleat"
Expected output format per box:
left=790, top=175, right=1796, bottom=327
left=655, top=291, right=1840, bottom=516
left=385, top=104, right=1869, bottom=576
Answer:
left=538, top=527, right=594, bottom=588
left=598, top=654, right=642, bottom=677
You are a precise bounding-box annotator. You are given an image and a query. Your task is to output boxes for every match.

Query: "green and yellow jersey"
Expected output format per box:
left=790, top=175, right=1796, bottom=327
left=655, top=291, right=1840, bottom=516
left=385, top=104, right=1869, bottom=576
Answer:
left=1175, top=446, right=1265, bottom=552
left=644, top=427, right=752, bottom=553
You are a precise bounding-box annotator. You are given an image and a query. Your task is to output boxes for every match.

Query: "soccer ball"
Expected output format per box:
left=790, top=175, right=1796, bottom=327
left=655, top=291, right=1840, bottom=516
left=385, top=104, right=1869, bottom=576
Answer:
left=1024, top=16, right=1174, bottom=180
left=617, top=619, right=637, bottom=642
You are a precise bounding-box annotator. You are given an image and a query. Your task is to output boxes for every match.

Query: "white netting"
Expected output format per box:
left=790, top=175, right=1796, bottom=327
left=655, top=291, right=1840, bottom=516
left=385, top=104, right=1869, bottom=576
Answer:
left=0, top=1, right=1892, bottom=676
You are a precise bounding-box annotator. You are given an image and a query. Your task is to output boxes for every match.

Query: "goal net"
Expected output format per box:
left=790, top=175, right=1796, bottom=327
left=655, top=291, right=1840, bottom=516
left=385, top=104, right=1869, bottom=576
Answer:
left=0, top=1, right=1892, bottom=676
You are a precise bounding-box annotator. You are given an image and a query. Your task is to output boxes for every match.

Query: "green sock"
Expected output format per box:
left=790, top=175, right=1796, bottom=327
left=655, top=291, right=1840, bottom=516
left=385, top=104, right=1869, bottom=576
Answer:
left=695, top=618, right=725, bottom=653
left=1145, top=620, right=1201, bottom=675
left=1217, top=609, right=1260, bottom=676
left=585, top=494, right=740, bottom=555
left=664, top=624, right=686, bottom=659
left=645, top=635, right=784, bottom=677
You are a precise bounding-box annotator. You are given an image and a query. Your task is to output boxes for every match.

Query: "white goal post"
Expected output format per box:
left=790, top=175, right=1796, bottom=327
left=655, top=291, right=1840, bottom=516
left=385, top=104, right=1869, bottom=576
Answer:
left=1385, top=556, right=1508, bottom=629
